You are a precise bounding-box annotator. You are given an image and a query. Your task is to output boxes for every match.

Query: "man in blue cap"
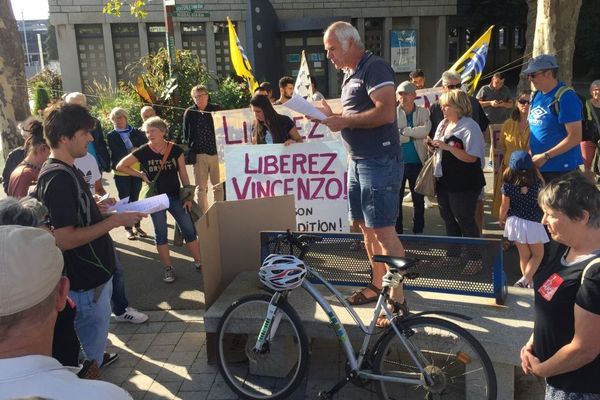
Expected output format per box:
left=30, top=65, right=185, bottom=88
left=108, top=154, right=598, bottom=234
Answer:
left=525, top=54, right=583, bottom=183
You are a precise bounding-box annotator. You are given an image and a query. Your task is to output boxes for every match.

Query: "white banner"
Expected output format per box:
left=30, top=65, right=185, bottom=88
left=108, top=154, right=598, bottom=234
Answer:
left=225, top=141, right=349, bottom=232
left=214, top=100, right=343, bottom=162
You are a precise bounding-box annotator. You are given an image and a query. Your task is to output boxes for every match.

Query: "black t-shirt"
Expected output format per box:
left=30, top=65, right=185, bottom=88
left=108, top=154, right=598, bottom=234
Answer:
left=133, top=143, right=184, bottom=197
left=36, top=159, right=115, bottom=291
left=254, top=114, right=296, bottom=144
left=436, top=136, right=486, bottom=192
left=533, top=248, right=600, bottom=393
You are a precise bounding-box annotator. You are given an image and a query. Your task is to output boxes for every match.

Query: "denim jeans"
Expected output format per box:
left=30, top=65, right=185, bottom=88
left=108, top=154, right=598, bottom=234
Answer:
left=150, top=195, right=197, bottom=245
left=111, top=251, right=128, bottom=316
left=347, top=154, right=403, bottom=229
left=70, top=278, right=113, bottom=365
left=396, top=162, right=424, bottom=234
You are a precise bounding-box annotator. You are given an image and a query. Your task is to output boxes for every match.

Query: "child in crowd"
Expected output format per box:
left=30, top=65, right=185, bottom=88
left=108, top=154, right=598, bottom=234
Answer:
left=499, top=150, right=548, bottom=288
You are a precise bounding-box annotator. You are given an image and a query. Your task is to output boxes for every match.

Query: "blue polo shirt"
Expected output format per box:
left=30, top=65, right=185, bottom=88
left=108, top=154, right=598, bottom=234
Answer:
left=340, top=51, right=400, bottom=159
left=528, top=82, right=583, bottom=172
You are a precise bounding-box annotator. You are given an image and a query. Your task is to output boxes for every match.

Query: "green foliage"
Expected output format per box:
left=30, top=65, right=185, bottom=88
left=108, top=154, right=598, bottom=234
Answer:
left=211, top=77, right=252, bottom=110
left=28, top=68, right=62, bottom=101
left=103, top=0, right=147, bottom=19
left=128, top=48, right=211, bottom=142
left=87, top=78, right=143, bottom=133
left=32, top=83, right=51, bottom=115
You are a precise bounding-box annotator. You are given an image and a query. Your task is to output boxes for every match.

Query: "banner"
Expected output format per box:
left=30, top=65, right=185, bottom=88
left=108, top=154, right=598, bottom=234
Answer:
left=227, top=16, right=258, bottom=93
left=448, top=25, right=494, bottom=95
left=294, top=50, right=313, bottom=100
left=225, top=141, right=349, bottom=232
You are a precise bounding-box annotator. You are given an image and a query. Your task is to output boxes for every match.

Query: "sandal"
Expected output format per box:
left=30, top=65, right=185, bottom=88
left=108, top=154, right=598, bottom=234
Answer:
left=135, top=227, right=148, bottom=238
left=346, top=283, right=381, bottom=306
left=126, top=229, right=136, bottom=241
left=376, top=299, right=409, bottom=328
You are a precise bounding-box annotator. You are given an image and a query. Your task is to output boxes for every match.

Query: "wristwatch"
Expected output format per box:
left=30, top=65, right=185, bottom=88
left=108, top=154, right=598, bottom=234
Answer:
left=544, top=152, right=551, bottom=161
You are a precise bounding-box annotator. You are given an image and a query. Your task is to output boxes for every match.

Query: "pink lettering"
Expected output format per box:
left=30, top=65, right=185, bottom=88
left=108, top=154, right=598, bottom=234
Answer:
left=308, top=120, right=324, bottom=139
left=263, top=155, right=278, bottom=174
left=231, top=176, right=251, bottom=199
left=244, top=153, right=258, bottom=174
left=223, top=116, right=242, bottom=145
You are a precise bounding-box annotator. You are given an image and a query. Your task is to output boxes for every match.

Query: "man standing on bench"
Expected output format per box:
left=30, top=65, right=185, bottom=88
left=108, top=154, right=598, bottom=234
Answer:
left=319, top=21, right=406, bottom=328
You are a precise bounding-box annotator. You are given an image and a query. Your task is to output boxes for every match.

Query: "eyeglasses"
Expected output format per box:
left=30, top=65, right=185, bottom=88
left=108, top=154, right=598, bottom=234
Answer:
left=445, top=83, right=462, bottom=89
left=39, top=217, right=54, bottom=231
left=518, top=99, right=530, bottom=105
left=527, top=70, right=546, bottom=79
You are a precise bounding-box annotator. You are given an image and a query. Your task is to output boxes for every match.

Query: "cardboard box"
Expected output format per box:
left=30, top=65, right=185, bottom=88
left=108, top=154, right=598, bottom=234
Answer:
left=198, top=195, right=296, bottom=310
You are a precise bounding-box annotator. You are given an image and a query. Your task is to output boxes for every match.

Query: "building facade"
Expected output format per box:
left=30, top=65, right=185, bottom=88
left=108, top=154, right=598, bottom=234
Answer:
left=50, top=0, right=487, bottom=97
left=16, top=19, right=50, bottom=78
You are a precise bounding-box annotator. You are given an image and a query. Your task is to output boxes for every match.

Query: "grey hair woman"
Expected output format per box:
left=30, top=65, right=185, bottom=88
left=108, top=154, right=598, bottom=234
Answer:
left=520, top=171, right=600, bottom=398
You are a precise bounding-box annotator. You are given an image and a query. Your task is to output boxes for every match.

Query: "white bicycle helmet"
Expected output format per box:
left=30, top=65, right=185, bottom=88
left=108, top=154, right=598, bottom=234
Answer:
left=259, top=254, right=307, bottom=291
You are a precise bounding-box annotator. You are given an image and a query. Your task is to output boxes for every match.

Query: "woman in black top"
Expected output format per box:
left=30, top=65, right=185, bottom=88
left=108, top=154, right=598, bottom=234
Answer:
left=250, top=94, right=303, bottom=145
left=520, top=172, right=600, bottom=398
left=117, top=117, right=202, bottom=284
left=107, top=107, right=148, bottom=240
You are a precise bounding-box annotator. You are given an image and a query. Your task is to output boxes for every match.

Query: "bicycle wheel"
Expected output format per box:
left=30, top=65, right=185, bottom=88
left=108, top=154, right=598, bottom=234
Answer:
left=373, top=316, right=497, bottom=400
left=216, top=293, right=310, bottom=400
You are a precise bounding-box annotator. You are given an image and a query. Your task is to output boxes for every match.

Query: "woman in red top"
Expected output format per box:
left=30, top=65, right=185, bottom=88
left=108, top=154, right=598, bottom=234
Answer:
left=8, top=120, right=50, bottom=198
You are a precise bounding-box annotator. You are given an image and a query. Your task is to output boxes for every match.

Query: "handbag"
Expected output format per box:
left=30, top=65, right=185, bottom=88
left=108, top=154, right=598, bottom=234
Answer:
left=184, top=148, right=197, bottom=165
left=414, top=155, right=436, bottom=197
left=139, top=142, right=173, bottom=199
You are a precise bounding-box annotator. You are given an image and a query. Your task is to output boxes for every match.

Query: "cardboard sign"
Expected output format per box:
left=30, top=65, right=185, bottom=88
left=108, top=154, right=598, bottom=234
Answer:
left=225, top=141, right=349, bottom=232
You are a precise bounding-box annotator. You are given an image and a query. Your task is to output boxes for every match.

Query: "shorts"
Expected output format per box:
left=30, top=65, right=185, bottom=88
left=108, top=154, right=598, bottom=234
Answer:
left=347, top=154, right=403, bottom=229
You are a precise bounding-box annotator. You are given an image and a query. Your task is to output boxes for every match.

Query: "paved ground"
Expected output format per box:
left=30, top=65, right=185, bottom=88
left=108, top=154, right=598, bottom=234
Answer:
left=1, top=165, right=540, bottom=398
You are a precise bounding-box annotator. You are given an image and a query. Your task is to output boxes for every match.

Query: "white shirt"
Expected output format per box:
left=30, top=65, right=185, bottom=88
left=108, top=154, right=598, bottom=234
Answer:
left=74, top=152, right=102, bottom=195
left=0, top=355, right=132, bottom=399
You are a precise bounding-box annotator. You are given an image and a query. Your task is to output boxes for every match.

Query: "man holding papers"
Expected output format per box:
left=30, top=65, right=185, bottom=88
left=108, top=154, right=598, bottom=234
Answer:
left=319, top=21, right=407, bottom=328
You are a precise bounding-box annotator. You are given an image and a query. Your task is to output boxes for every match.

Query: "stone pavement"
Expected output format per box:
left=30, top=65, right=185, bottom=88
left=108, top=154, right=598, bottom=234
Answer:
left=103, top=308, right=546, bottom=399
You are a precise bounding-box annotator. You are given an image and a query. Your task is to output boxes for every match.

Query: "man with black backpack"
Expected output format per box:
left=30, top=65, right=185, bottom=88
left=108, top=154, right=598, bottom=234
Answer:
left=35, top=102, right=146, bottom=373
left=525, top=54, right=583, bottom=183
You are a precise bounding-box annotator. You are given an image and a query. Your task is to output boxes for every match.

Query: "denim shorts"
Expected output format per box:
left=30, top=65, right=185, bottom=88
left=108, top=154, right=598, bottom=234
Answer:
left=150, top=195, right=197, bottom=245
left=347, top=154, right=403, bottom=228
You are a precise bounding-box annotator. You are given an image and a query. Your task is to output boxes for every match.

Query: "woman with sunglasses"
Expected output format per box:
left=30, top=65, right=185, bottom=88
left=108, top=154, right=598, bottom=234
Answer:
left=492, top=90, right=532, bottom=220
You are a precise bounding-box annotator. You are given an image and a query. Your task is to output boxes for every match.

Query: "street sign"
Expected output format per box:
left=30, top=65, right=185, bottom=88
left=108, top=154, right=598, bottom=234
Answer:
left=172, top=11, right=210, bottom=18
left=175, top=3, right=204, bottom=11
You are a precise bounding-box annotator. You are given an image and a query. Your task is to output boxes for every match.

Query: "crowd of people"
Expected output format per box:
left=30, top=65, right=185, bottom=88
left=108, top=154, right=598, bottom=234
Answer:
left=0, top=20, right=599, bottom=400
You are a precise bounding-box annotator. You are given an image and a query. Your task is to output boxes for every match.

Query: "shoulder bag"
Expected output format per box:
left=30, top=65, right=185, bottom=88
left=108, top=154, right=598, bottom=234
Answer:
left=139, top=142, right=173, bottom=199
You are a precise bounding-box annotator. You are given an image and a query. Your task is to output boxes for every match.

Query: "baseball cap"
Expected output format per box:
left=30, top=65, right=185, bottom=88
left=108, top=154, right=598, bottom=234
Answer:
left=0, top=225, right=64, bottom=317
left=523, top=54, right=558, bottom=75
left=509, top=150, right=533, bottom=172
left=396, top=81, right=416, bottom=94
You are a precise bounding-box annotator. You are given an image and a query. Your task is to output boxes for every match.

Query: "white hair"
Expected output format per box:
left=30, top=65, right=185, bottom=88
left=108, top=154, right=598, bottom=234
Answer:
left=326, top=21, right=364, bottom=52
left=441, top=70, right=462, bottom=85
left=64, top=92, right=87, bottom=107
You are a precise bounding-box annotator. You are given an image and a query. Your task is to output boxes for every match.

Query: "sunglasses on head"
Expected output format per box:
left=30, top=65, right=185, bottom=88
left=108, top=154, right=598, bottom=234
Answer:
left=518, top=98, right=530, bottom=105
left=445, top=83, right=462, bottom=89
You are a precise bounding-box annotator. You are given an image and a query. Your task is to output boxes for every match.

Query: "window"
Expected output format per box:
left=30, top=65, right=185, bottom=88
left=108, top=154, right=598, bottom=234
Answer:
left=498, top=27, right=507, bottom=49
left=76, top=24, right=106, bottom=90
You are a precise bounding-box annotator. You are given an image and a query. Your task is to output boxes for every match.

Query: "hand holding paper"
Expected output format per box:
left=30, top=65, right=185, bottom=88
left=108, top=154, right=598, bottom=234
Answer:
left=282, top=94, right=327, bottom=121
left=107, top=193, right=170, bottom=214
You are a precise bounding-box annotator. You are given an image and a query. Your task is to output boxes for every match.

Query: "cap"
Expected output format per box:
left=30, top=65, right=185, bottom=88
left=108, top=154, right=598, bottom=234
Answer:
left=509, top=150, right=533, bottom=172
left=0, top=226, right=63, bottom=317
left=523, top=54, right=558, bottom=75
left=396, top=81, right=416, bottom=94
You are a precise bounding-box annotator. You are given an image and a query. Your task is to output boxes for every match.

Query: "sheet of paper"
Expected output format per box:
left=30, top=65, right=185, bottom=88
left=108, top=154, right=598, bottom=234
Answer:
left=107, top=194, right=169, bottom=214
left=282, top=93, right=327, bottom=121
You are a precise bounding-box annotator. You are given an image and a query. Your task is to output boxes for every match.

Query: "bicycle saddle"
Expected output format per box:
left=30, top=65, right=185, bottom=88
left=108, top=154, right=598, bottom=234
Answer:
left=371, top=255, right=418, bottom=272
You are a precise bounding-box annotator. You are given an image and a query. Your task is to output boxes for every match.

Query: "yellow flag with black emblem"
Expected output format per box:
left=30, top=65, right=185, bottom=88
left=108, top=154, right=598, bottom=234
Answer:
left=227, top=16, right=258, bottom=94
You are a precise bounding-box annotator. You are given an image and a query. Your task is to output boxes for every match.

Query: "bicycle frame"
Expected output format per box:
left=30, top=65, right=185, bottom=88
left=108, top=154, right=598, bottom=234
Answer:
left=252, top=265, right=429, bottom=386
left=301, top=268, right=429, bottom=385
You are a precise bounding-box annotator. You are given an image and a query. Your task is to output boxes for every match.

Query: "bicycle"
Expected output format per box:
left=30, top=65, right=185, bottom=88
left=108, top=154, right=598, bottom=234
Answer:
left=216, top=231, right=497, bottom=400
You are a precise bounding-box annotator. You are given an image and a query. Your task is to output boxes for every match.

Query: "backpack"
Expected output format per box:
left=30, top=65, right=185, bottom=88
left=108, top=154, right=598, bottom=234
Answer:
left=31, top=162, right=92, bottom=226
left=532, top=86, right=596, bottom=142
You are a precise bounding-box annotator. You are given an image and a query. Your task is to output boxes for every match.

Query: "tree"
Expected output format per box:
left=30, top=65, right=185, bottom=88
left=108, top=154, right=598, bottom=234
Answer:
left=518, top=0, right=582, bottom=90
left=0, top=0, right=30, bottom=161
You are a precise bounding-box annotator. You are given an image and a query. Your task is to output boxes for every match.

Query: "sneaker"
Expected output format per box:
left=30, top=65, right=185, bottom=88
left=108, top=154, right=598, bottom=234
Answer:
left=114, top=307, right=148, bottom=324
left=163, top=267, right=175, bottom=283
left=134, top=227, right=148, bottom=238
left=193, top=262, right=202, bottom=271
left=101, top=352, right=119, bottom=368
left=424, top=197, right=437, bottom=209
left=77, top=359, right=101, bottom=379
left=514, top=277, right=529, bottom=288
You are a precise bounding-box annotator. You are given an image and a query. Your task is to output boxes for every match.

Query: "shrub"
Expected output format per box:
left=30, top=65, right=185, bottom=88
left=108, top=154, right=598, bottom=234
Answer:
left=32, top=83, right=51, bottom=116
left=87, top=78, right=143, bottom=133
left=28, top=68, right=62, bottom=101
left=211, top=76, right=252, bottom=110
left=126, top=48, right=212, bottom=142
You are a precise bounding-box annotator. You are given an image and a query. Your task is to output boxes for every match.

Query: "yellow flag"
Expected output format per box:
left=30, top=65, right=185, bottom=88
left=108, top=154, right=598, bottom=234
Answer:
left=227, top=16, right=258, bottom=93
left=449, top=25, right=494, bottom=95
